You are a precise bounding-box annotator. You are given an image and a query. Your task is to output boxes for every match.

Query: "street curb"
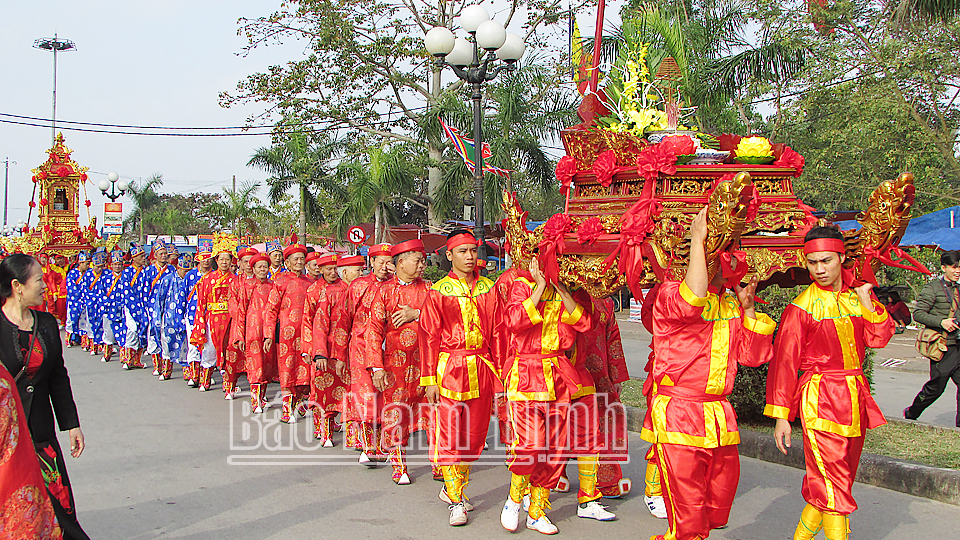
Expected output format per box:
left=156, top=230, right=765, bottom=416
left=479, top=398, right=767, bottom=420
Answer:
left=623, top=405, right=960, bottom=506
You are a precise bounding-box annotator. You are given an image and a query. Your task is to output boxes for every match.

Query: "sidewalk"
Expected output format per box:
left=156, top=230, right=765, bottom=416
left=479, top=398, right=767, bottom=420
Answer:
left=616, top=314, right=959, bottom=429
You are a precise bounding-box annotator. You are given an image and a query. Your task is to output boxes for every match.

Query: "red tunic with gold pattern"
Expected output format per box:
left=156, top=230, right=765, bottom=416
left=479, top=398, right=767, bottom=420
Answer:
left=308, top=279, right=348, bottom=414
left=231, top=277, right=278, bottom=384
left=263, top=271, right=313, bottom=389
left=190, top=270, right=240, bottom=373
left=0, top=365, right=62, bottom=540
left=330, top=274, right=383, bottom=423
left=364, top=275, right=432, bottom=448
left=765, top=283, right=893, bottom=515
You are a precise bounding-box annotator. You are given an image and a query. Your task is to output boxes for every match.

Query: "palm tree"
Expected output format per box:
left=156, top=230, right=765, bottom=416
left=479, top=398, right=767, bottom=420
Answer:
left=893, top=0, right=960, bottom=22
left=247, top=130, right=345, bottom=239
left=331, top=144, right=422, bottom=243
left=429, top=59, right=579, bottom=222
left=590, top=2, right=805, bottom=130
left=204, top=180, right=270, bottom=238
left=123, top=173, right=164, bottom=243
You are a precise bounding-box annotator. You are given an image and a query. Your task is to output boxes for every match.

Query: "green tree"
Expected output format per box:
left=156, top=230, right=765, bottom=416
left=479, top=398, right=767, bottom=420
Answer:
left=247, top=131, right=345, bottom=240
left=753, top=0, right=960, bottom=208
left=430, top=59, right=578, bottom=221
left=203, top=180, right=271, bottom=237
left=220, top=0, right=571, bottom=228
left=331, top=144, right=423, bottom=243
left=123, top=173, right=164, bottom=243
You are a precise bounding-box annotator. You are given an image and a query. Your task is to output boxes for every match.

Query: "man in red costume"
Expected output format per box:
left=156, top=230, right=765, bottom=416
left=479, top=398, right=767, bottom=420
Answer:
left=765, top=226, right=893, bottom=540
left=418, top=230, right=499, bottom=527
left=49, top=254, right=69, bottom=325
left=302, top=252, right=347, bottom=444
left=304, top=251, right=322, bottom=280
left=232, top=253, right=278, bottom=413
left=330, top=243, right=393, bottom=460
left=365, top=239, right=431, bottom=485
left=189, top=235, right=240, bottom=393
left=263, top=244, right=312, bottom=422
left=644, top=208, right=776, bottom=540
left=499, top=258, right=593, bottom=534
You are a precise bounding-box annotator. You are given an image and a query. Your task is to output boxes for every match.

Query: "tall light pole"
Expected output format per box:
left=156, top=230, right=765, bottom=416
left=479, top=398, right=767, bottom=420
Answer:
left=33, top=34, right=76, bottom=145
left=2, top=157, right=14, bottom=226
left=424, top=5, right=525, bottom=264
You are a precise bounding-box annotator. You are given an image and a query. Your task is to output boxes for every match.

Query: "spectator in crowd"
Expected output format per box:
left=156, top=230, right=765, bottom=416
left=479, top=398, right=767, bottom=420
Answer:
left=904, top=250, right=960, bottom=427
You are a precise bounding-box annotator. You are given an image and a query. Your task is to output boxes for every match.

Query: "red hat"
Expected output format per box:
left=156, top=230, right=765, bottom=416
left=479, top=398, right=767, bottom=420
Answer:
left=317, top=253, right=337, bottom=266
left=390, top=239, right=425, bottom=258
left=306, top=251, right=320, bottom=263
left=337, top=255, right=365, bottom=267
left=238, top=247, right=259, bottom=259
left=250, top=253, right=270, bottom=267
left=283, top=244, right=308, bottom=259
left=369, top=243, right=393, bottom=258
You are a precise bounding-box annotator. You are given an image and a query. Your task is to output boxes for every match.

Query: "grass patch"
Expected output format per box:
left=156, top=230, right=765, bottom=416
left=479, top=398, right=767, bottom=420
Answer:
left=621, top=379, right=960, bottom=469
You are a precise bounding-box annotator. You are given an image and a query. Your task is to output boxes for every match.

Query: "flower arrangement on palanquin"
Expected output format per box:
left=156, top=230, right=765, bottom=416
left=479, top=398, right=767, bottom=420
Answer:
left=503, top=44, right=928, bottom=300
left=0, top=133, right=109, bottom=257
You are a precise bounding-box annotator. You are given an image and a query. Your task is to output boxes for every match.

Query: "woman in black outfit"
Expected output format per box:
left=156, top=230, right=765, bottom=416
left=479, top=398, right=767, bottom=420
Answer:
left=0, top=253, right=89, bottom=539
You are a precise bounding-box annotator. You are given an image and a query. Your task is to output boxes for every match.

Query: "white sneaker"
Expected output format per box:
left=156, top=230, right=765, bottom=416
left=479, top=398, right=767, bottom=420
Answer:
left=578, top=500, right=616, bottom=521
left=322, top=439, right=334, bottom=448
left=526, top=514, right=558, bottom=535
left=644, top=495, right=668, bottom=519
left=359, top=452, right=372, bottom=466
left=101, top=358, right=107, bottom=363
left=448, top=503, right=468, bottom=526
left=500, top=497, right=522, bottom=531
left=152, top=369, right=160, bottom=376
left=121, top=364, right=129, bottom=370
left=439, top=487, right=474, bottom=511
left=522, top=494, right=530, bottom=512
left=395, top=473, right=411, bottom=485
left=253, top=406, right=263, bottom=414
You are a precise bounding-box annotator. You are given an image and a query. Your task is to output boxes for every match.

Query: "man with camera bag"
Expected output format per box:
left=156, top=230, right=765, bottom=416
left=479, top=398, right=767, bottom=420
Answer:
left=905, top=250, right=960, bottom=427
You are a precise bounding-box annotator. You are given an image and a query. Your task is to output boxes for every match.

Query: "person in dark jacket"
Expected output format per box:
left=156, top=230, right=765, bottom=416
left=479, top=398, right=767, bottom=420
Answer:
left=0, top=253, right=89, bottom=539
left=905, top=250, right=960, bottom=427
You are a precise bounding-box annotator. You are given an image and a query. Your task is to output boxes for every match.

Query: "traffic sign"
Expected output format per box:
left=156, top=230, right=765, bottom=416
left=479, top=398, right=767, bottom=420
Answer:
left=347, top=226, right=365, bottom=246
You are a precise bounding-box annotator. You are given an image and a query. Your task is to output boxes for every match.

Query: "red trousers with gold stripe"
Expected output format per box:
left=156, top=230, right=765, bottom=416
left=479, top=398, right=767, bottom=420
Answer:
left=429, top=394, right=492, bottom=465
left=801, top=425, right=865, bottom=515
left=507, top=400, right=569, bottom=489
left=655, top=442, right=739, bottom=540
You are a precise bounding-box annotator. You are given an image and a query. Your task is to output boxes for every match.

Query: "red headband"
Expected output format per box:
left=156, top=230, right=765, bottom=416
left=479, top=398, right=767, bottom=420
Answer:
left=305, top=251, right=320, bottom=263
left=250, top=254, right=270, bottom=267
left=803, top=238, right=845, bottom=255
left=446, top=232, right=478, bottom=251
left=238, top=247, right=259, bottom=259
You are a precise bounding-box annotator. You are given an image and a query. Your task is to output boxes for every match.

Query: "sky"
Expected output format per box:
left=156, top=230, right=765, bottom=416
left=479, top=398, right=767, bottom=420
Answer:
left=0, top=1, right=628, bottom=231
left=0, top=0, right=309, bottom=229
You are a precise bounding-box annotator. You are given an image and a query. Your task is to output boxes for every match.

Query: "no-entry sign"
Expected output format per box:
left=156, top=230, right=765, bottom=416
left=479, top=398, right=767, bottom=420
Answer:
left=347, top=226, right=365, bottom=246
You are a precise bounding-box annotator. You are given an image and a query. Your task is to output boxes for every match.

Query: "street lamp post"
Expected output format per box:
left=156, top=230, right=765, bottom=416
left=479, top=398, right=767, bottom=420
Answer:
left=98, top=172, right=128, bottom=201
left=33, top=34, right=76, bottom=145
left=424, top=5, right=525, bottom=265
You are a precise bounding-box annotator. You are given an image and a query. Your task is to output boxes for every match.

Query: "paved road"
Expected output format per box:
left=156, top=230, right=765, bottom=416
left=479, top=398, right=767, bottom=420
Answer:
left=617, top=317, right=960, bottom=429
left=57, top=344, right=959, bottom=539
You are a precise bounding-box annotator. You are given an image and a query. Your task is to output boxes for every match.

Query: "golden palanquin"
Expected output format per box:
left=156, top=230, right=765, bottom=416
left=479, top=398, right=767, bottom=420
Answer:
left=504, top=131, right=920, bottom=299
